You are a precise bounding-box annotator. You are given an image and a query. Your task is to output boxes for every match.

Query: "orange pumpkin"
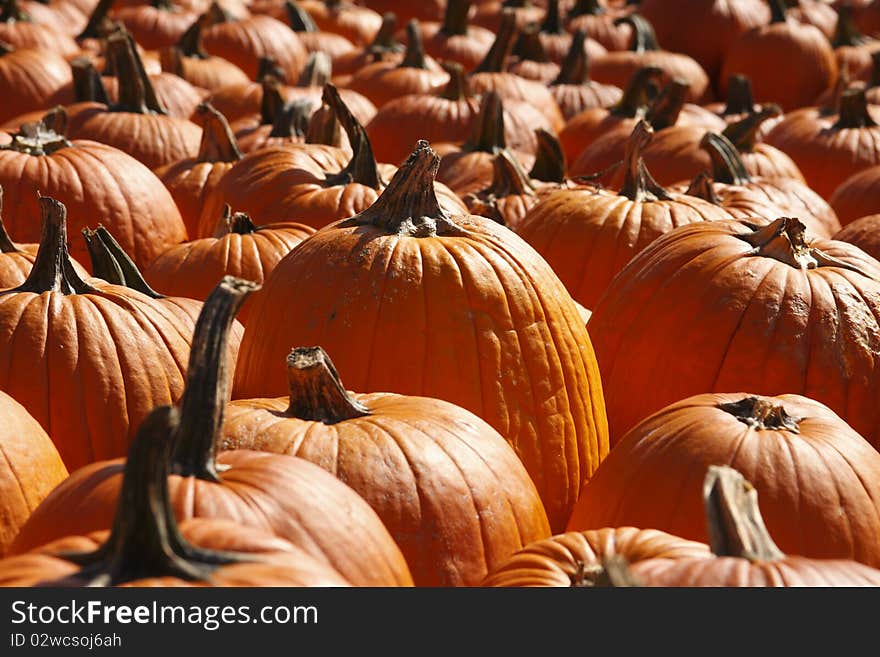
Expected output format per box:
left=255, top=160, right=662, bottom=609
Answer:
left=833, top=213, right=880, bottom=259
left=549, top=29, right=622, bottom=120
left=0, top=0, right=80, bottom=56
left=828, top=163, right=880, bottom=225
left=565, top=0, right=634, bottom=52
left=0, top=43, right=71, bottom=124
left=158, top=22, right=251, bottom=92
left=233, top=141, right=610, bottom=532
left=417, top=0, right=495, bottom=71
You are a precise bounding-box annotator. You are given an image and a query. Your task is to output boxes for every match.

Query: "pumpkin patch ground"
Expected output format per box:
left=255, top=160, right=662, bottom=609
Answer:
left=2, top=0, right=880, bottom=603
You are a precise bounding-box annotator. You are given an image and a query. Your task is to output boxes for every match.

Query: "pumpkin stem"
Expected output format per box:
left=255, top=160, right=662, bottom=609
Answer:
left=618, top=120, right=672, bottom=202
left=285, top=0, right=317, bottom=32
left=738, top=217, right=819, bottom=269
left=3, top=118, right=71, bottom=155
left=40, top=106, right=68, bottom=136
left=871, top=51, right=880, bottom=90
left=366, top=13, right=403, bottom=61
left=571, top=555, right=641, bottom=587
left=513, top=22, right=549, bottom=63
left=10, top=197, right=94, bottom=295
left=701, top=132, right=752, bottom=185
left=82, top=226, right=164, bottom=297
left=834, top=88, right=878, bottom=129
left=440, top=61, right=470, bottom=100
left=107, top=31, right=167, bottom=115
left=822, top=66, right=849, bottom=116
left=285, top=347, right=369, bottom=423
left=616, top=14, right=658, bottom=53
left=767, top=0, right=787, bottom=24
left=172, top=276, right=259, bottom=481
left=468, top=149, right=535, bottom=225
left=721, top=75, right=756, bottom=116
left=717, top=396, right=801, bottom=432
left=611, top=65, right=662, bottom=118
left=567, top=0, right=603, bottom=18
left=540, top=0, right=562, bottom=35
left=441, top=0, right=471, bottom=37
left=177, top=19, right=208, bottom=58
left=305, top=101, right=343, bottom=147
left=194, top=103, right=242, bottom=162
left=76, top=0, right=114, bottom=41
left=832, top=4, right=871, bottom=48
left=342, top=140, right=462, bottom=237
left=321, top=83, right=383, bottom=189
left=215, top=206, right=259, bottom=237
left=528, top=128, right=566, bottom=183
left=473, top=9, right=518, bottom=73
left=644, top=78, right=688, bottom=131
left=684, top=172, right=718, bottom=205
left=0, top=186, right=18, bottom=253
left=258, top=55, right=286, bottom=83
left=702, top=465, right=786, bottom=563
left=553, top=30, right=590, bottom=86
left=0, top=0, right=29, bottom=22
left=260, top=76, right=285, bottom=125
left=269, top=98, right=312, bottom=139
left=298, top=51, right=332, bottom=87
left=204, top=1, right=232, bottom=25
left=721, top=104, right=782, bottom=152
left=400, top=19, right=427, bottom=69
left=466, top=90, right=506, bottom=153
left=159, top=46, right=185, bottom=76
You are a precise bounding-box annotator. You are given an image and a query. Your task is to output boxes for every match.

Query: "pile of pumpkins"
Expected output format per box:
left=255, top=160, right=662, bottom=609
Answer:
left=2, top=0, right=880, bottom=587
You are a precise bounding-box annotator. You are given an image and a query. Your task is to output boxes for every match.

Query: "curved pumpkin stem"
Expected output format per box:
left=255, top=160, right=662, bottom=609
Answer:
left=342, top=140, right=463, bottom=237
left=298, top=51, right=332, bottom=87
left=834, top=88, right=878, bottom=129
left=400, top=19, right=428, bottom=69
left=473, top=9, right=518, bottom=73
left=177, top=19, right=208, bottom=59
left=71, top=57, right=110, bottom=105
left=513, top=22, right=549, bottom=64
left=684, top=172, right=718, bottom=205
left=286, top=347, right=369, bottom=423
left=701, top=132, right=752, bottom=185
left=285, top=0, right=317, bottom=32
left=172, top=276, right=259, bottom=481
left=618, top=120, right=672, bottom=202
left=832, top=4, right=871, bottom=48
left=194, top=103, right=242, bottom=162
left=441, top=0, right=471, bottom=37
left=529, top=128, right=566, bottom=183
left=702, top=465, right=785, bottom=562
left=322, top=83, right=383, bottom=189
left=721, top=104, right=782, bottom=152
left=644, top=78, right=688, bottom=131
left=0, top=186, right=18, bottom=254
left=717, top=396, right=802, bottom=432
left=366, top=12, right=404, bottom=61
left=553, top=30, right=590, bottom=86
left=82, top=226, right=164, bottom=298
left=440, top=61, right=471, bottom=100
left=259, top=76, right=286, bottom=126
left=467, top=149, right=535, bottom=225
left=466, top=90, right=506, bottom=153
left=540, top=0, right=563, bottom=35
left=107, top=31, right=167, bottom=115
left=611, top=65, right=663, bottom=118
left=76, top=0, right=114, bottom=41
left=615, top=14, right=659, bottom=53
left=721, top=75, right=756, bottom=116
left=8, top=197, right=93, bottom=295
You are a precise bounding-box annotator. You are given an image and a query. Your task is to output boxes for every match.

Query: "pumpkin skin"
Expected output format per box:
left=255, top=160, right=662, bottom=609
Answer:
left=416, top=0, right=495, bottom=71
left=0, top=7, right=80, bottom=57
left=233, top=142, right=610, bottom=532
left=0, top=389, right=68, bottom=557
left=566, top=1, right=634, bottom=52
left=115, top=3, right=198, bottom=51
left=0, top=45, right=71, bottom=125
left=0, top=128, right=187, bottom=270
left=828, top=164, right=880, bottom=225
left=299, top=0, right=383, bottom=45
left=219, top=346, right=551, bottom=587
left=144, top=212, right=315, bottom=325
left=517, top=121, right=734, bottom=309
left=549, top=29, right=622, bottom=121
left=567, top=393, right=880, bottom=568
left=834, top=213, right=880, bottom=259
left=587, top=216, right=880, bottom=447
left=481, top=527, right=710, bottom=587
left=10, top=278, right=413, bottom=588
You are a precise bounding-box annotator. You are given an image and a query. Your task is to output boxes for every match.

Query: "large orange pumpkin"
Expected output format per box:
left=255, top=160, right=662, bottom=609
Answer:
left=0, top=43, right=71, bottom=124
left=233, top=141, right=610, bottom=532
left=587, top=216, right=880, bottom=445
left=10, top=276, right=414, bottom=587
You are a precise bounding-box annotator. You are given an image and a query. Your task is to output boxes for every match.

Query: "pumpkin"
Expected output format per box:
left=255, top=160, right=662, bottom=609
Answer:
left=347, top=19, right=448, bottom=109
left=507, top=21, right=562, bottom=84
left=471, top=0, right=544, bottom=33
left=565, top=0, right=634, bottom=52
left=637, top=0, right=770, bottom=82
left=764, top=87, right=880, bottom=199
left=268, top=0, right=356, bottom=62
left=10, top=276, right=414, bottom=588
left=65, top=32, right=202, bottom=170
left=704, top=74, right=764, bottom=125
left=629, top=466, right=880, bottom=587
left=418, top=0, right=495, bottom=71
left=833, top=213, right=880, bottom=259
left=155, top=103, right=242, bottom=237
left=518, top=121, right=733, bottom=309
left=114, top=1, right=198, bottom=51
left=790, top=0, right=839, bottom=38
left=200, top=83, right=466, bottom=233
left=158, top=19, right=251, bottom=91
left=0, top=118, right=187, bottom=269
left=220, top=345, right=550, bottom=586
left=434, top=91, right=535, bottom=197
left=589, top=14, right=713, bottom=104
left=299, top=0, right=382, bottom=46
left=0, top=43, right=71, bottom=125
left=587, top=215, right=880, bottom=445
left=828, top=163, right=880, bottom=225
left=0, top=0, right=79, bottom=56
left=482, top=527, right=710, bottom=587
left=718, top=105, right=805, bottom=181
left=557, top=64, right=662, bottom=165
left=720, top=0, right=838, bottom=111
left=549, top=29, right=622, bottom=120
left=568, top=393, right=880, bottom=568
left=0, top=196, right=231, bottom=470
left=832, top=4, right=880, bottom=83
left=232, top=141, right=610, bottom=532
left=330, top=11, right=404, bottom=83
left=144, top=208, right=314, bottom=324
left=0, top=405, right=350, bottom=587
